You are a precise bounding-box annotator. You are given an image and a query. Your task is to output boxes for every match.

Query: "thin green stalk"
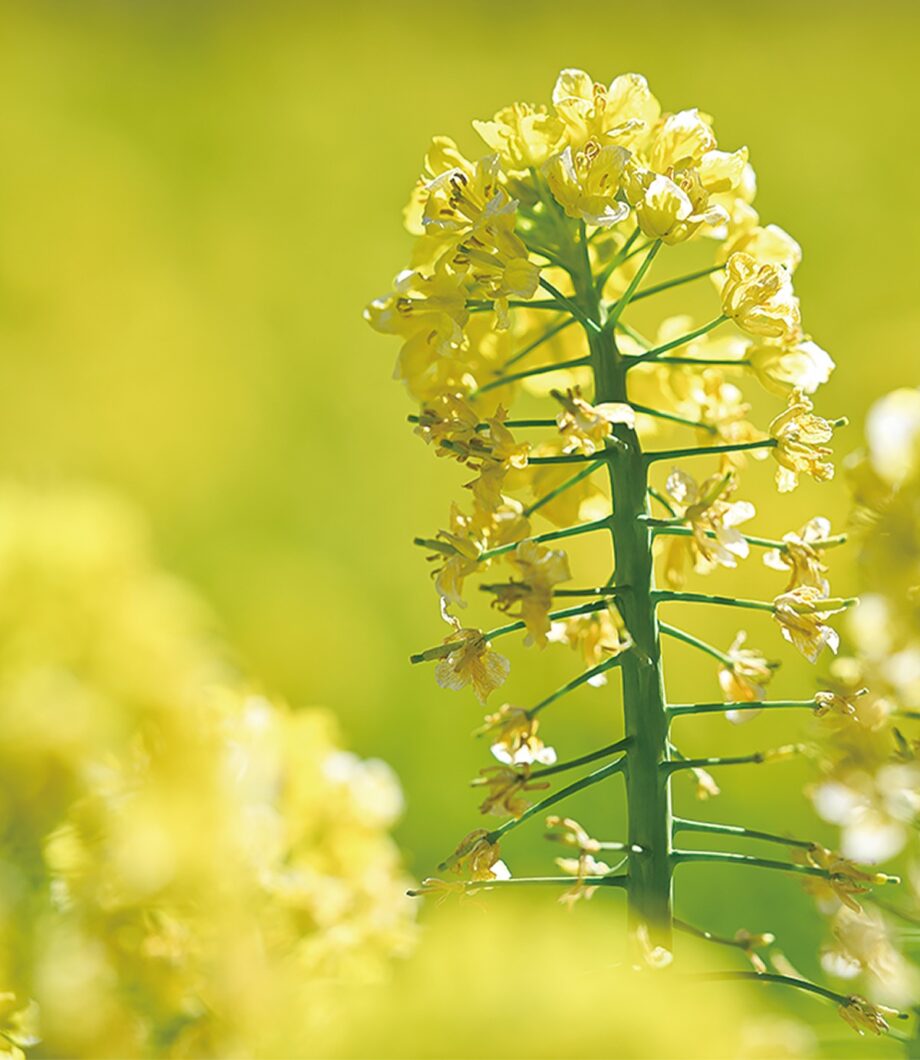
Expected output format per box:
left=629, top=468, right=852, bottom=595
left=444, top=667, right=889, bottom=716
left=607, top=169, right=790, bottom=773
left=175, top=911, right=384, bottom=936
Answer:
left=672, top=816, right=815, bottom=850
left=408, top=874, right=628, bottom=897
left=528, top=653, right=630, bottom=718
left=659, top=622, right=732, bottom=666
left=522, top=459, right=606, bottom=517
left=467, top=298, right=561, bottom=312
left=664, top=750, right=798, bottom=773
left=499, top=317, right=576, bottom=372
left=475, top=515, right=613, bottom=563
left=540, top=278, right=601, bottom=333
left=649, top=523, right=848, bottom=553
left=630, top=404, right=718, bottom=434
left=668, top=700, right=818, bottom=718
left=692, top=972, right=854, bottom=1008
left=643, top=438, right=776, bottom=464
left=628, top=315, right=729, bottom=364
left=604, top=240, right=662, bottom=330
left=594, top=225, right=641, bottom=292
left=530, top=736, right=632, bottom=780
left=647, top=486, right=677, bottom=516
left=654, top=589, right=776, bottom=614
left=615, top=320, right=652, bottom=350
left=473, top=356, right=591, bottom=396
left=652, top=356, right=749, bottom=367
left=671, top=849, right=828, bottom=880
left=483, top=755, right=628, bottom=845
left=622, top=263, right=726, bottom=304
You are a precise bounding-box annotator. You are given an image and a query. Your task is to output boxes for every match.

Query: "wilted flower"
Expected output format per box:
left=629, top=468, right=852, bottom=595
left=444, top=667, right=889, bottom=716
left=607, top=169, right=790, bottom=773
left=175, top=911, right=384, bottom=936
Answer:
left=477, top=703, right=556, bottom=766
left=448, top=829, right=510, bottom=882
left=837, top=995, right=900, bottom=1036
left=748, top=337, right=834, bottom=396
left=554, top=387, right=634, bottom=454
left=473, top=765, right=548, bottom=818
left=486, top=540, right=572, bottom=647
left=718, top=631, right=776, bottom=708
left=769, top=390, right=837, bottom=493
left=435, top=625, right=511, bottom=702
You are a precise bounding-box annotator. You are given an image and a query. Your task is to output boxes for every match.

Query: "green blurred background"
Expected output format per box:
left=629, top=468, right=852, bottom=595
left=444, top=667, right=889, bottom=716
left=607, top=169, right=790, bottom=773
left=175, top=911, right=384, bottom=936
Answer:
left=1, top=0, right=918, bottom=1048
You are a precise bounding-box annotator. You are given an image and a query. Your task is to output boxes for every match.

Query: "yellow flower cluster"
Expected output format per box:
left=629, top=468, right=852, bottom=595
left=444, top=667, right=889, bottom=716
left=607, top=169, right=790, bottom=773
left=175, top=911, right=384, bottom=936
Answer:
left=0, top=485, right=415, bottom=1058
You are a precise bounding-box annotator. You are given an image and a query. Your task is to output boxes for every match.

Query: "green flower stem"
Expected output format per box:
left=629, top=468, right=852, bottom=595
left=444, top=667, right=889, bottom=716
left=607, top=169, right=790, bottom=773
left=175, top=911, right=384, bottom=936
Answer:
left=467, top=298, right=561, bottom=312
left=499, top=317, right=576, bottom=372
left=530, top=736, right=633, bottom=780
left=654, top=589, right=775, bottom=613
left=672, top=816, right=815, bottom=850
left=482, top=755, right=628, bottom=846
left=659, top=622, right=733, bottom=666
left=692, top=972, right=854, bottom=1009
left=615, top=320, right=652, bottom=350
left=594, top=226, right=641, bottom=292
left=671, top=849, right=829, bottom=880
left=604, top=240, right=662, bottom=330
left=668, top=700, right=818, bottom=718
left=616, top=263, right=725, bottom=305
left=663, top=749, right=797, bottom=773
left=473, top=356, right=591, bottom=396
left=651, top=355, right=750, bottom=367
left=643, top=438, right=776, bottom=463
left=527, top=451, right=616, bottom=465
left=528, top=653, right=630, bottom=718
left=474, top=515, right=613, bottom=563
left=539, top=278, right=602, bottom=333
left=628, top=315, right=729, bottom=364
left=674, top=918, right=766, bottom=952
left=407, top=874, right=628, bottom=897
left=407, top=414, right=560, bottom=430
left=647, top=486, right=677, bottom=516
left=522, top=459, right=607, bottom=518
left=576, top=233, right=674, bottom=949
left=552, top=585, right=629, bottom=598
left=409, top=599, right=616, bottom=664
left=648, top=523, right=848, bottom=553
left=630, top=404, right=718, bottom=434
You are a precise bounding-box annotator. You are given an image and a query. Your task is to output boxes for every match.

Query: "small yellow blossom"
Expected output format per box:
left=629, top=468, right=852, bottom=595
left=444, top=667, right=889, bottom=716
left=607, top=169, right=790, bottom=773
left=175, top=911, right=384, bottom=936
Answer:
left=414, top=393, right=481, bottom=456
left=838, top=995, right=900, bottom=1036
left=473, top=764, right=548, bottom=818
left=462, top=411, right=531, bottom=512
left=626, top=163, right=729, bottom=244
left=0, top=995, right=40, bottom=1060
left=544, top=142, right=631, bottom=227
left=421, top=505, right=483, bottom=610
left=473, top=102, right=566, bottom=172
left=435, top=626, right=511, bottom=703
left=773, top=586, right=847, bottom=663
left=718, top=631, right=776, bottom=706
left=365, top=264, right=468, bottom=356
left=552, top=69, right=660, bottom=151
left=554, top=386, right=635, bottom=454
left=763, top=517, right=832, bottom=593
left=692, top=766, right=721, bottom=800
left=719, top=220, right=802, bottom=274
left=477, top=703, right=557, bottom=766
left=748, top=337, right=834, bottom=396
left=813, top=687, right=869, bottom=720
left=769, top=390, right=836, bottom=493
left=448, top=829, right=510, bottom=882
left=661, top=469, right=755, bottom=588
left=546, top=816, right=612, bottom=907
left=801, top=844, right=890, bottom=913
left=721, top=252, right=801, bottom=340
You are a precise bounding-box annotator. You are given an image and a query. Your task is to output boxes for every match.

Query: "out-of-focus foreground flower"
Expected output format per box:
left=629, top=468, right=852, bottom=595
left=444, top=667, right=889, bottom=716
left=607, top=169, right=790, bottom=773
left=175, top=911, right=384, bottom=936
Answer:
left=0, top=484, right=415, bottom=1058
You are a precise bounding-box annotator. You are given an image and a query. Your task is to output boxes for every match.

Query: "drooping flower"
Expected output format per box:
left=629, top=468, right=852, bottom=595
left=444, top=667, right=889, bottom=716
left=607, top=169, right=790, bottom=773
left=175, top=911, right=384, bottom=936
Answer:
left=545, top=816, right=612, bottom=906
left=763, top=516, right=833, bottom=593
left=473, top=765, right=548, bottom=818
left=661, top=469, right=755, bottom=587
left=813, top=687, right=870, bottom=720
left=548, top=604, right=632, bottom=679
left=448, top=829, right=510, bottom=882
left=720, top=252, right=801, bottom=340
left=434, top=626, right=510, bottom=703
left=772, top=587, right=847, bottom=663
left=769, top=390, right=837, bottom=493
left=485, top=540, right=572, bottom=647
left=800, top=844, right=891, bottom=913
